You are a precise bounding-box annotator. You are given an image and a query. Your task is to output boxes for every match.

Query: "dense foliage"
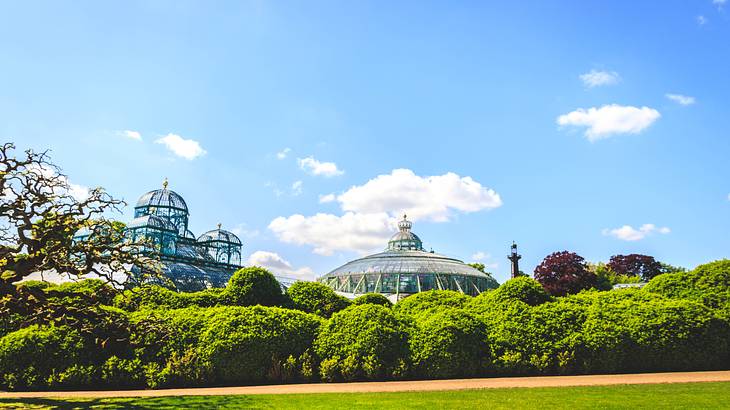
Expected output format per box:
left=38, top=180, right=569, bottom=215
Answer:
left=286, top=281, right=351, bottom=318
left=352, top=293, right=393, bottom=307
left=2, top=260, right=729, bottom=391
left=534, top=251, right=597, bottom=296
left=607, top=254, right=663, bottom=281
left=224, top=267, right=284, bottom=307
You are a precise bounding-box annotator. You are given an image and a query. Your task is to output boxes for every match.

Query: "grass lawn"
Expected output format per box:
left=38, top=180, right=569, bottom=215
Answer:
left=1, top=382, right=729, bottom=409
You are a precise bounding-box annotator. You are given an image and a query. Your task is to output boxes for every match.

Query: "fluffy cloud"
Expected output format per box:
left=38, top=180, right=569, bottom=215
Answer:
left=298, top=156, right=344, bottom=177
left=269, top=169, right=502, bottom=255
left=715, top=0, right=727, bottom=8
left=24, top=163, right=89, bottom=201
left=602, top=224, right=671, bottom=241
left=319, top=193, right=336, bottom=203
left=155, top=134, right=206, bottom=160
left=579, top=70, right=620, bottom=87
left=119, top=130, right=142, bottom=141
left=269, top=212, right=395, bottom=255
left=247, top=251, right=315, bottom=280
left=276, top=148, right=291, bottom=160
left=557, top=104, right=661, bottom=141
left=291, top=180, right=303, bottom=196
left=666, top=93, right=696, bottom=106
left=336, top=169, right=502, bottom=222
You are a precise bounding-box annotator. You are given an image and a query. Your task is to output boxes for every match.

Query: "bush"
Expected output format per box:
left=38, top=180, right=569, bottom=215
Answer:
left=393, top=290, right=470, bottom=317
left=314, top=304, right=409, bottom=381
left=488, top=277, right=552, bottom=306
left=408, top=308, right=488, bottom=379
left=223, top=267, right=284, bottom=307
left=581, top=294, right=730, bottom=373
left=114, top=286, right=223, bottom=310
left=286, top=281, right=351, bottom=318
left=645, top=259, right=730, bottom=311
left=0, top=325, right=89, bottom=390
left=130, top=305, right=323, bottom=386
left=352, top=293, right=392, bottom=307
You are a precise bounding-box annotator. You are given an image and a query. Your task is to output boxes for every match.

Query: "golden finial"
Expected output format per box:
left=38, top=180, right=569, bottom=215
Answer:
left=162, top=178, right=168, bottom=189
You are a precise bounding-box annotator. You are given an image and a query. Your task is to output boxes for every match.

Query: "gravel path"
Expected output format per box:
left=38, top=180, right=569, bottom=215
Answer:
left=2, top=370, right=729, bottom=399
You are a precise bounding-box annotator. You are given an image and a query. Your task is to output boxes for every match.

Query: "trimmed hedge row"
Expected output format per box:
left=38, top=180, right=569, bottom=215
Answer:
left=2, top=260, right=729, bottom=390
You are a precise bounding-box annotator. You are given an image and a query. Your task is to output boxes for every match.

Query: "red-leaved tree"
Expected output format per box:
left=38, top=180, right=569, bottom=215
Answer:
left=606, top=254, right=662, bottom=281
left=533, top=251, right=596, bottom=296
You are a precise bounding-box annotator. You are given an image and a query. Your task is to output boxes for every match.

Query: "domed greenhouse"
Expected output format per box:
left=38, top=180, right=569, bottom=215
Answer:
left=318, top=215, right=499, bottom=302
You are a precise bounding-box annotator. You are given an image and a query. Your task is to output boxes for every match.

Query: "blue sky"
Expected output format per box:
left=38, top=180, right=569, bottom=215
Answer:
left=3, top=1, right=729, bottom=282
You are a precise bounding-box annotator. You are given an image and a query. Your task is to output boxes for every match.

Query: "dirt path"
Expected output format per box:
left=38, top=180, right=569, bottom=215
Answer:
left=2, top=370, right=729, bottom=399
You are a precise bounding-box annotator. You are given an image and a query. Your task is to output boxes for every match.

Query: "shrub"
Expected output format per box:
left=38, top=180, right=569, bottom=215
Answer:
left=408, top=308, right=488, bottom=379
left=488, top=277, right=552, bottom=306
left=223, top=267, right=284, bottom=307
left=114, top=286, right=223, bottom=310
left=286, top=281, right=351, bottom=318
left=130, top=305, right=323, bottom=386
left=314, top=304, right=409, bottom=381
left=199, top=306, right=323, bottom=384
left=581, top=295, right=730, bottom=373
left=645, top=259, right=730, bottom=311
left=352, top=293, right=392, bottom=307
left=0, top=325, right=88, bottom=390
left=393, top=290, right=470, bottom=317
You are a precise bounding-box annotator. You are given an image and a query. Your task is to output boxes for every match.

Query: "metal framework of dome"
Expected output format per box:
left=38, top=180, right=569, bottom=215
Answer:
left=89, top=178, right=249, bottom=291
left=318, top=215, right=498, bottom=301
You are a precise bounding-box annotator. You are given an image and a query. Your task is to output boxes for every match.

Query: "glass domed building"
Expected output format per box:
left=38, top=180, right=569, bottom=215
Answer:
left=122, top=179, right=244, bottom=291
left=318, top=215, right=498, bottom=302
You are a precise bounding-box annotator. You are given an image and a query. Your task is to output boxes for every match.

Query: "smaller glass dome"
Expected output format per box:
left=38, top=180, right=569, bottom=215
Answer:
left=197, top=225, right=242, bottom=245
left=387, top=215, right=424, bottom=251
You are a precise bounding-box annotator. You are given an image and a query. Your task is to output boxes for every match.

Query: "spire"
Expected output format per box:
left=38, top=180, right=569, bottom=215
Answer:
left=162, top=177, right=168, bottom=189
left=217, top=222, right=222, bottom=230
left=508, top=241, right=522, bottom=279
left=398, top=213, right=412, bottom=232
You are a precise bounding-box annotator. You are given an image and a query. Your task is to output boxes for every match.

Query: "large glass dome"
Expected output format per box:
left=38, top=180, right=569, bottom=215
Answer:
left=197, top=224, right=243, bottom=267
left=318, top=215, right=498, bottom=301
left=134, top=179, right=189, bottom=236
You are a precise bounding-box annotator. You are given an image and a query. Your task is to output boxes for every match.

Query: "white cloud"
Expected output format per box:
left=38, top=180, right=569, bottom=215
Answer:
left=697, top=15, right=708, bottom=25
left=579, top=70, right=620, bottom=87
left=291, top=180, right=303, bottom=196
left=602, top=223, right=671, bottom=241
left=665, top=93, right=696, bottom=106
left=247, top=251, right=315, bottom=280
left=319, top=193, right=336, bottom=203
left=336, top=169, right=502, bottom=222
left=119, top=130, right=142, bottom=141
left=557, top=104, right=661, bottom=141
left=471, top=251, right=489, bottom=261
left=276, top=148, right=291, bottom=160
left=269, top=169, right=502, bottom=255
left=25, top=163, right=89, bottom=201
left=269, top=212, right=395, bottom=255
left=298, top=156, right=344, bottom=177
left=155, top=134, right=206, bottom=160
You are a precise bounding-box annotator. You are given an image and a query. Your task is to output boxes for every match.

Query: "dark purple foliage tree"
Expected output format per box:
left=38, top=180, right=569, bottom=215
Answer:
left=606, top=254, right=663, bottom=281
left=533, top=251, right=596, bottom=296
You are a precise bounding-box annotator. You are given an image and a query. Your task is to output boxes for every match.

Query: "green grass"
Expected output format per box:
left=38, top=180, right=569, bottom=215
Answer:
left=2, top=382, right=729, bottom=409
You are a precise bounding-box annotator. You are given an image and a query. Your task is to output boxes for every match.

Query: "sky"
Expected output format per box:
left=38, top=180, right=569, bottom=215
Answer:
left=2, top=1, right=729, bottom=283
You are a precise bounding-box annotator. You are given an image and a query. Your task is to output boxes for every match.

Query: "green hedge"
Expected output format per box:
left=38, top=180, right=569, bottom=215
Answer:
left=314, top=304, right=409, bottom=381
left=393, top=290, right=470, bottom=317
left=3, top=259, right=730, bottom=391
left=286, top=281, right=351, bottom=318
left=352, top=293, right=393, bottom=307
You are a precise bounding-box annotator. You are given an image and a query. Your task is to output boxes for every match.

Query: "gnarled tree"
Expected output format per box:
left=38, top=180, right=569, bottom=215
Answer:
left=0, top=142, right=160, bottom=343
